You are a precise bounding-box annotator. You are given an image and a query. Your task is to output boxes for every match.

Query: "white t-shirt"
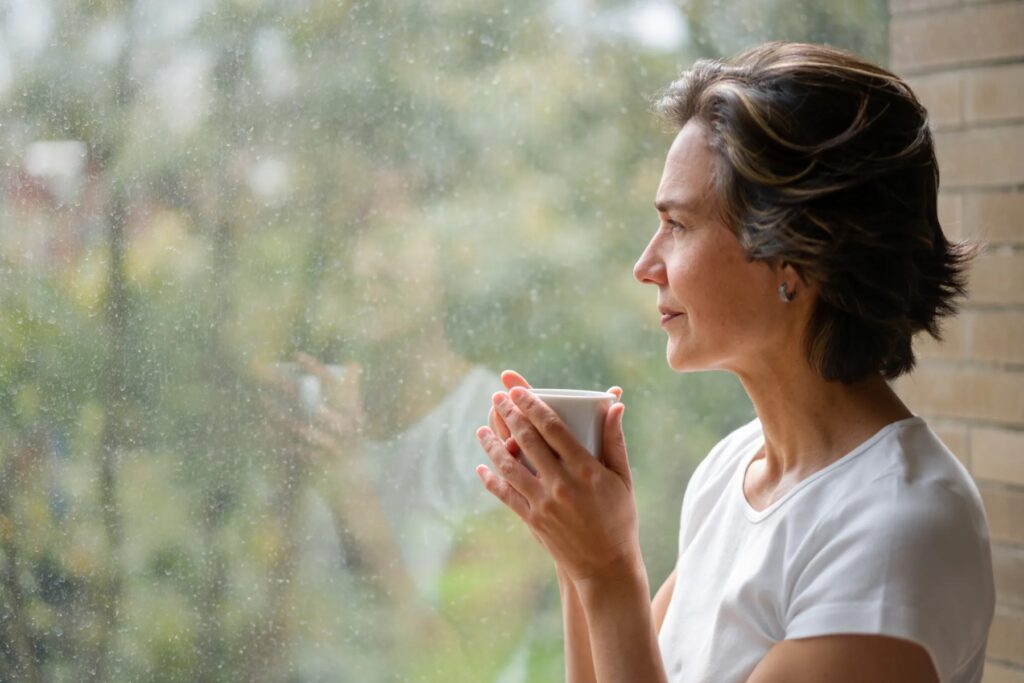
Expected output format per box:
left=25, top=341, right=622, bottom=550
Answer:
left=657, top=415, right=995, bottom=683
left=298, top=365, right=501, bottom=602
left=293, top=366, right=510, bottom=681
left=361, top=364, right=502, bottom=601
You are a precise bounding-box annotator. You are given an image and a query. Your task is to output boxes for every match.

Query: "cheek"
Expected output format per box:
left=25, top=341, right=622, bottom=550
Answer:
left=680, top=266, right=768, bottom=331
left=668, top=258, right=726, bottom=320
left=666, top=255, right=704, bottom=296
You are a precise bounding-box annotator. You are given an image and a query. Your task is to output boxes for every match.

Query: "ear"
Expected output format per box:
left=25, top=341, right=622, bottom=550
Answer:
left=780, top=260, right=815, bottom=289
left=779, top=262, right=821, bottom=310
left=777, top=259, right=796, bottom=281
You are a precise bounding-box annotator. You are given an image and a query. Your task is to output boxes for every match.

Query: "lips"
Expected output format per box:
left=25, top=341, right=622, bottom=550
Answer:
left=659, top=306, right=685, bottom=326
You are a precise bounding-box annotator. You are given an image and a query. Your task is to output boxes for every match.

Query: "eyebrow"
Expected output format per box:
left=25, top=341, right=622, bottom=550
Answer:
left=654, top=198, right=697, bottom=214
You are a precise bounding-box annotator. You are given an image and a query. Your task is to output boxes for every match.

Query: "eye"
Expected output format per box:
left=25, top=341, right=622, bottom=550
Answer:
left=666, top=219, right=687, bottom=233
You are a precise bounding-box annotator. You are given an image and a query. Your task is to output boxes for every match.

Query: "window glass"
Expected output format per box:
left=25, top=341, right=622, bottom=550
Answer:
left=0, top=1, right=885, bottom=680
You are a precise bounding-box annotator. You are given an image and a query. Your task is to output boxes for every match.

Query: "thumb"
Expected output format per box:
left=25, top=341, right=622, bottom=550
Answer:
left=601, top=402, right=631, bottom=484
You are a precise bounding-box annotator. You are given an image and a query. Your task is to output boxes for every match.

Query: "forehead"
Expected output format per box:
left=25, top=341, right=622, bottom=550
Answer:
left=655, top=120, right=717, bottom=215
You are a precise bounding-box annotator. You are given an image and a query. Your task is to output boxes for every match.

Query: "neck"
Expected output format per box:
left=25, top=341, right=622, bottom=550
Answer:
left=735, top=354, right=913, bottom=481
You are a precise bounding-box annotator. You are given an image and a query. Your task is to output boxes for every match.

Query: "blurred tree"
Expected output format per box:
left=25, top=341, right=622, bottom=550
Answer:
left=0, top=0, right=887, bottom=680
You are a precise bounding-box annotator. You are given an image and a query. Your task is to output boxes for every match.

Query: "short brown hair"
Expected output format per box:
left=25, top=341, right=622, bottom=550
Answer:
left=651, top=42, right=977, bottom=384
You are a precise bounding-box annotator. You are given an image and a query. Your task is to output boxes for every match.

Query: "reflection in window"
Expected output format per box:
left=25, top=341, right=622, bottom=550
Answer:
left=0, top=0, right=884, bottom=680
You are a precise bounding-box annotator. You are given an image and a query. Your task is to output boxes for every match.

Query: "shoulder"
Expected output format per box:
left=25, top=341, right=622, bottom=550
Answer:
left=808, top=418, right=991, bottom=576
left=822, top=418, right=989, bottom=547
left=786, top=418, right=994, bottom=681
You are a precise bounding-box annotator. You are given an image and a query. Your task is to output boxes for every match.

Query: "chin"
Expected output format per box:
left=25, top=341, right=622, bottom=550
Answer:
left=666, top=344, right=711, bottom=373
left=666, top=351, right=691, bottom=373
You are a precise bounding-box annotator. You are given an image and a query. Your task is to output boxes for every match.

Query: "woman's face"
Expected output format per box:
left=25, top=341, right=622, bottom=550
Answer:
left=633, top=120, right=801, bottom=376
left=349, top=223, right=444, bottom=344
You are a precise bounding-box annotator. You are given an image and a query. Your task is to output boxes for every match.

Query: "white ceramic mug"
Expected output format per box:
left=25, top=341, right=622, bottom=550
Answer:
left=523, top=388, right=616, bottom=470
left=272, top=362, right=345, bottom=416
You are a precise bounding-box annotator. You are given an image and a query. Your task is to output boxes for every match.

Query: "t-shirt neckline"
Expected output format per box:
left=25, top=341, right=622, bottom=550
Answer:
left=737, top=415, right=924, bottom=523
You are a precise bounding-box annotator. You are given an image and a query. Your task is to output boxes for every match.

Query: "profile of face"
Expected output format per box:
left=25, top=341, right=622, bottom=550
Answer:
left=633, top=120, right=808, bottom=377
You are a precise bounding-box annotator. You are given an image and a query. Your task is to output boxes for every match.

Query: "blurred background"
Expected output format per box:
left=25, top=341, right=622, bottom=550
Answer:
left=0, top=0, right=931, bottom=681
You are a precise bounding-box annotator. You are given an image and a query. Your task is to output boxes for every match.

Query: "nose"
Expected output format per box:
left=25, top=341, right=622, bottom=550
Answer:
left=633, top=235, right=665, bottom=286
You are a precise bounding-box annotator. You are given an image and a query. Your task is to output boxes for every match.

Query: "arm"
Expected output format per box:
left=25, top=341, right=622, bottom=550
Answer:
left=746, top=635, right=938, bottom=683
left=574, top=559, right=669, bottom=683
left=558, top=565, right=598, bottom=683
left=319, top=455, right=419, bottom=600
left=490, top=370, right=615, bottom=683
left=651, top=567, right=677, bottom=635
left=479, top=384, right=669, bottom=682
left=267, top=356, right=419, bottom=601
left=559, top=564, right=676, bottom=683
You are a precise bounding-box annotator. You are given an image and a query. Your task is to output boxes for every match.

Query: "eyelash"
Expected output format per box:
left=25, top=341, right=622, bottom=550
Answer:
left=665, top=219, right=686, bottom=233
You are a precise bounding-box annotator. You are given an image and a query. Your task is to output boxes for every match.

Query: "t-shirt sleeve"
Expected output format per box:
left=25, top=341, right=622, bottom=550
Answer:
left=784, top=476, right=994, bottom=683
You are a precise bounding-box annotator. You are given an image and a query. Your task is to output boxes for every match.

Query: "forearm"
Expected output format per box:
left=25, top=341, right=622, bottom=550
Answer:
left=321, top=458, right=417, bottom=601
left=576, top=562, right=669, bottom=683
left=322, top=462, right=476, bottom=675
left=558, top=566, right=598, bottom=683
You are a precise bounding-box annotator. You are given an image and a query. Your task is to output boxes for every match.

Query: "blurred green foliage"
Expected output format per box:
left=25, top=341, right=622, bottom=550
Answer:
left=0, top=0, right=885, bottom=681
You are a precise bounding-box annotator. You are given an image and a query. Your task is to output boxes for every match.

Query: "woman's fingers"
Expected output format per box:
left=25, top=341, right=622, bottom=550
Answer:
left=476, top=426, right=541, bottom=501
left=492, top=392, right=564, bottom=477
left=489, top=406, right=510, bottom=440
left=607, top=385, right=623, bottom=402
left=254, top=361, right=303, bottom=404
left=506, top=387, right=592, bottom=469
left=294, top=351, right=329, bottom=383
left=601, top=402, right=631, bottom=484
left=295, top=352, right=362, bottom=406
left=296, top=422, right=338, bottom=454
left=476, top=463, right=531, bottom=522
left=501, top=369, right=532, bottom=391
left=490, top=370, right=532, bottom=440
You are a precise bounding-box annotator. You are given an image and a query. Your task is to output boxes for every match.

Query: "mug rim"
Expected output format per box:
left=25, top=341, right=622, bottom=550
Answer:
left=531, top=388, right=616, bottom=400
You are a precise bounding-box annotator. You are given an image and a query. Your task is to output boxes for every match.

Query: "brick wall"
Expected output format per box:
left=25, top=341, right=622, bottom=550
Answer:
left=889, top=1, right=1024, bottom=680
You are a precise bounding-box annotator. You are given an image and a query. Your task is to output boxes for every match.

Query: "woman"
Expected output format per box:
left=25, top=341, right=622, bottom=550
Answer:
left=476, top=43, right=994, bottom=683
left=260, top=218, right=548, bottom=682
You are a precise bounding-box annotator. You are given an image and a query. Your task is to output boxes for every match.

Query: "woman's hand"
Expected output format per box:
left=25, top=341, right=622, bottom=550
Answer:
left=488, top=370, right=623, bottom=460
left=256, top=353, right=366, bottom=468
left=475, top=377, right=640, bottom=585
left=291, top=352, right=366, bottom=461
